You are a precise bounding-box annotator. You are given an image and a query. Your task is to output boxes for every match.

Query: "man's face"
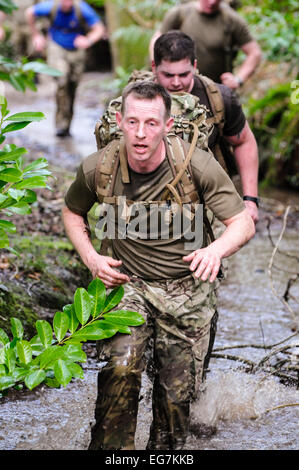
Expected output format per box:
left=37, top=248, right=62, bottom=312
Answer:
left=199, top=0, right=222, bottom=14
left=116, top=94, right=173, bottom=168
left=60, top=0, right=74, bottom=12
left=153, top=58, right=196, bottom=94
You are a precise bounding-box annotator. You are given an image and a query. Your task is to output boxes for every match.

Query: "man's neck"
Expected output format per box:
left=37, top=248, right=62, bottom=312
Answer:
left=127, top=140, right=166, bottom=174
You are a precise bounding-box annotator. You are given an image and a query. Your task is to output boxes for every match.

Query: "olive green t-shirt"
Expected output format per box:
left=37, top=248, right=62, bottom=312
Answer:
left=65, top=139, right=245, bottom=280
left=159, top=1, right=253, bottom=82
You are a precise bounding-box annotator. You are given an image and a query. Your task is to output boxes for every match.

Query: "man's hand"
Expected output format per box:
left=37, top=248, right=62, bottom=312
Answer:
left=74, top=35, right=91, bottom=49
left=32, top=32, right=46, bottom=52
left=183, top=247, right=222, bottom=283
left=87, top=253, right=130, bottom=289
left=220, top=72, right=241, bottom=90
left=243, top=200, right=259, bottom=224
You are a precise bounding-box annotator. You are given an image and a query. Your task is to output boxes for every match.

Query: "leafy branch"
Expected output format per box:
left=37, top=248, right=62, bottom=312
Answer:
left=0, top=95, right=52, bottom=252
left=0, top=278, right=145, bottom=393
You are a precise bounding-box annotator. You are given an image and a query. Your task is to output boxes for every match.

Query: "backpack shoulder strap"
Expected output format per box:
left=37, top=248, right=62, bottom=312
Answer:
left=198, top=74, right=225, bottom=135
left=94, top=139, right=121, bottom=204
left=166, top=134, right=216, bottom=242
left=162, top=133, right=200, bottom=205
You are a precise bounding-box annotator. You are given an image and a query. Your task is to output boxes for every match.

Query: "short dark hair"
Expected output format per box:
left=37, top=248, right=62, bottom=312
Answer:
left=121, top=81, right=172, bottom=118
left=154, top=31, right=196, bottom=67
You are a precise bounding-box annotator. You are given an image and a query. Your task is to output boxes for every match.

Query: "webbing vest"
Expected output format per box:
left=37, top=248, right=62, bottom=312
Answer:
left=94, top=134, right=215, bottom=244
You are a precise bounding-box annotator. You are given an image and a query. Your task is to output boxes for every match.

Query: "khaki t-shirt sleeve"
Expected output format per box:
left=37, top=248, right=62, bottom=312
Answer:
left=64, top=153, right=99, bottom=216
left=159, top=5, right=183, bottom=32
left=231, top=12, right=253, bottom=47
left=191, top=150, right=245, bottom=221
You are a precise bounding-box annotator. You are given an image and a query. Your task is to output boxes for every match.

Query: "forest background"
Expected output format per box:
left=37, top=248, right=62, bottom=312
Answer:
left=0, top=0, right=298, bottom=392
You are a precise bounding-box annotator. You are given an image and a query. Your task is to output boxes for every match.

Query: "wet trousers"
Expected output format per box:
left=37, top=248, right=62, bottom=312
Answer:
left=88, top=274, right=218, bottom=450
left=47, top=40, right=86, bottom=132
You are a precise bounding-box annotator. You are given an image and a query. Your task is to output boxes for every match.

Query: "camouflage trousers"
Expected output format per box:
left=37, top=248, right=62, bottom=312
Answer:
left=88, top=274, right=218, bottom=450
left=47, top=40, right=86, bottom=132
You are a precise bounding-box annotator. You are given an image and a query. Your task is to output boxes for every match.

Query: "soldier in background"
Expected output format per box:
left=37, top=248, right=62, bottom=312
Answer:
left=26, top=0, right=105, bottom=137
left=150, top=0, right=262, bottom=90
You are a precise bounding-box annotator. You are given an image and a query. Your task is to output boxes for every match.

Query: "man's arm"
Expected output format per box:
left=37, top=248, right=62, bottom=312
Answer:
left=62, top=206, right=130, bottom=288
left=73, top=21, right=105, bottom=49
left=183, top=208, right=255, bottom=282
left=25, top=6, right=47, bottom=52
left=149, top=30, right=162, bottom=61
left=225, top=121, right=259, bottom=223
left=220, top=40, right=262, bottom=90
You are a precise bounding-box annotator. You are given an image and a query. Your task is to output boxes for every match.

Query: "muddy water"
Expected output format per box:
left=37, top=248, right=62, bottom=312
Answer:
left=1, top=74, right=298, bottom=450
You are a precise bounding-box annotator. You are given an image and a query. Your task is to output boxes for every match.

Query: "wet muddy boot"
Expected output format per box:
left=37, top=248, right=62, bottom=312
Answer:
left=88, top=320, right=151, bottom=450
left=88, top=364, right=141, bottom=450
left=146, top=378, right=190, bottom=450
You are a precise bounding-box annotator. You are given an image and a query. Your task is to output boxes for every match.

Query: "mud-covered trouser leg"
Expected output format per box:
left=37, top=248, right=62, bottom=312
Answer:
left=88, top=288, right=152, bottom=450
left=47, top=40, right=86, bottom=132
left=145, top=277, right=218, bottom=450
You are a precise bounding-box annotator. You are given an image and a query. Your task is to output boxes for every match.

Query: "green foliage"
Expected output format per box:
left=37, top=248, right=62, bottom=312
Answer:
left=0, top=278, right=145, bottom=393
left=0, top=0, right=16, bottom=15
left=0, top=56, right=62, bottom=93
left=107, top=0, right=178, bottom=72
left=246, top=81, right=299, bottom=188
left=242, top=1, right=299, bottom=69
left=0, top=96, right=51, bottom=251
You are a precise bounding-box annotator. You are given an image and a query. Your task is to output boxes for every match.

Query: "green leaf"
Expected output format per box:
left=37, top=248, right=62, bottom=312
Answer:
left=0, top=147, right=27, bottom=162
left=103, top=310, right=145, bottom=326
left=5, top=112, right=45, bottom=123
left=14, top=176, right=47, bottom=189
left=61, top=343, right=87, bottom=363
left=0, top=328, right=9, bottom=345
left=71, top=321, right=118, bottom=342
left=45, top=377, right=60, bottom=388
left=10, top=317, right=24, bottom=339
left=63, top=304, right=79, bottom=334
left=24, top=369, right=46, bottom=390
left=0, top=346, right=6, bottom=364
left=53, top=311, right=70, bottom=342
left=38, top=346, right=64, bottom=369
left=6, top=188, right=26, bottom=201
left=67, top=362, right=84, bottom=379
left=22, top=61, right=63, bottom=77
left=0, top=167, right=22, bottom=182
left=53, top=359, right=72, bottom=387
left=29, top=335, right=44, bottom=356
left=12, top=367, right=28, bottom=382
left=1, top=121, right=31, bottom=133
left=0, top=376, right=16, bottom=391
left=0, top=0, right=17, bottom=15
left=87, top=278, right=106, bottom=317
left=103, top=285, right=124, bottom=313
left=103, top=322, right=131, bottom=334
left=0, top=219, right=16, bottom=233
left=36, top=320, right=53, bottom=349
left=4, top=347, right=16, bottom=374
left=16, top=340, right=32, bottom=365
left=74, top=288, right=92, bottom=325
left=0, top=364, right=6, bottom=376
left=23, top=157, right=48, bottom=173
left=5, top=201, right=31, bottom=215
left=0, top=228, right=9, bottom=249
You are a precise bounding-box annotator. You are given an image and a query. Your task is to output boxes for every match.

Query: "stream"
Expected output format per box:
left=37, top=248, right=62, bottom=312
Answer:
left=0, top=73, right=298, bottom=451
